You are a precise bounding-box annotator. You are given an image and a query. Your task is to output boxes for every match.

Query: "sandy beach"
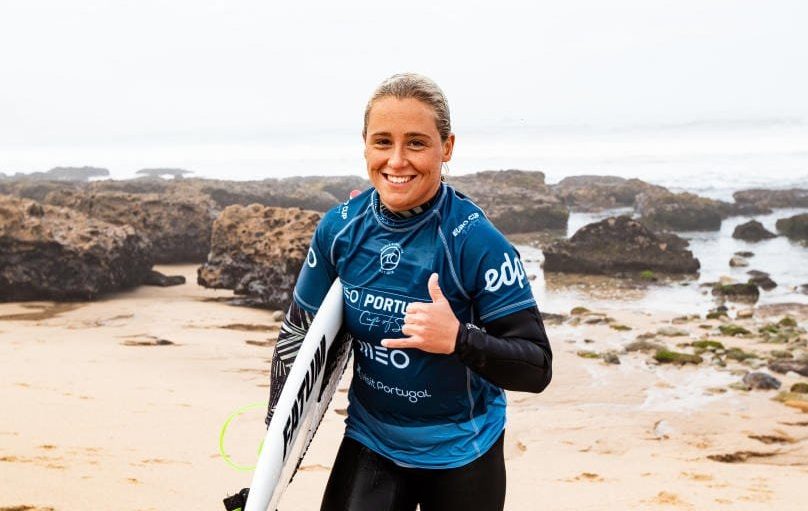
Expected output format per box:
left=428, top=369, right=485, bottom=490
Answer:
left=1, top=263, right=807, bottom=510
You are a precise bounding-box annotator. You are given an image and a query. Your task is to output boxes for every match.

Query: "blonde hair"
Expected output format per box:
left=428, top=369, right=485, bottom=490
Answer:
left=362, top=73, right=452, bottom=142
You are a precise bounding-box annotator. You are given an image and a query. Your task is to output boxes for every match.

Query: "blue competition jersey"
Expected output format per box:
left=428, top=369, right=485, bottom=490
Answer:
left=293, top=183, right=536, bottom=469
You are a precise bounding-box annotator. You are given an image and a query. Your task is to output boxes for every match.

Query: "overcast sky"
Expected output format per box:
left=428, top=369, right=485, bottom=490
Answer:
left=1, top=0, right=806, bottom=164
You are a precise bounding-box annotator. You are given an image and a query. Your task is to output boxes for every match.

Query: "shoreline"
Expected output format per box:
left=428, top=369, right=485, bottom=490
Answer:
left=1, top=264, right=806, bottom=509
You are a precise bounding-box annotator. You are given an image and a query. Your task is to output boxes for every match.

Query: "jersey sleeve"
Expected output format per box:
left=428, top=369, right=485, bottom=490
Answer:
left=293, top=215, right=338, bottom=314
left=459, top=221, right=536, bottom=324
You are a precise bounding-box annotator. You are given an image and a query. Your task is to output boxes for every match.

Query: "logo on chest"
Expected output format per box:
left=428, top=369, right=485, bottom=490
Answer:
left=379, top=242, right=402, bottom=274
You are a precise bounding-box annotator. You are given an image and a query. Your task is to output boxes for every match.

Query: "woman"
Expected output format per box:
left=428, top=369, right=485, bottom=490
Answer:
left=267, top=73, right=552, bottom=511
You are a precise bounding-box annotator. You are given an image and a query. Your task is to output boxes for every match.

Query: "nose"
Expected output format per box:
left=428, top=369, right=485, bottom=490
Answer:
left=388, top=143, right=407, bottom=170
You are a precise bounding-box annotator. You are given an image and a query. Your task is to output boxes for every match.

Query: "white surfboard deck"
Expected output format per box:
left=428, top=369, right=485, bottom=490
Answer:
left=245, top=279, right=350, bottom=511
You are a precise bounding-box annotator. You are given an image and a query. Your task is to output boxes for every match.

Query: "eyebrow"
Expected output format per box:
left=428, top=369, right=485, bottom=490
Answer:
left=369, top=131, right=431, bottom=138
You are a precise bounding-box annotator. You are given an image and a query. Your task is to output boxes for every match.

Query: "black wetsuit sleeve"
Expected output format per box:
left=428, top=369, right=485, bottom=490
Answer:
left=453, top=305, right=552, bottom=393
left=265, top=300, right=314, bottom=427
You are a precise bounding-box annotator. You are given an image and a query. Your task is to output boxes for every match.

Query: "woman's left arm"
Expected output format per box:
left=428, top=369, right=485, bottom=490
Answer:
left=454, top=305, right=552, bottom=393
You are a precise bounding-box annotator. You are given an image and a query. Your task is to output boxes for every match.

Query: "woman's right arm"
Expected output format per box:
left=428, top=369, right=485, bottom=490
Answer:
left=265, top=300, right=315, bottom=426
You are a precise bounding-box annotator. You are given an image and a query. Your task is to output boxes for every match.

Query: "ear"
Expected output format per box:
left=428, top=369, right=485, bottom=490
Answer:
left=442, top=133, right=455, bottom=162
left=362, top=131, right=370, bottom=159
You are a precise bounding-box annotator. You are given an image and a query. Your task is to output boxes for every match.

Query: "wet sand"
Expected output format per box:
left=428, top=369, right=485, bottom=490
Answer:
left=1, top=264, right=807, bottom=510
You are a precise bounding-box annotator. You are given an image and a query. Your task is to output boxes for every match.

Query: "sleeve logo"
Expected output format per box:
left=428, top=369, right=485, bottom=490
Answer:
left=484, top=252, right=526, bottom=292
left=306, top=247, right=317, bottom=268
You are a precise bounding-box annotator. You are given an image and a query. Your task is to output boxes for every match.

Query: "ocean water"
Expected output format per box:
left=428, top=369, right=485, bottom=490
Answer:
left=4, top=118, right=807, bottom=200
left=523, top=206, right=808, bottom=316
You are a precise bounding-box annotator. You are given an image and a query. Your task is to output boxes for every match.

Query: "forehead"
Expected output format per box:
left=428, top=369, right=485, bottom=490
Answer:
left=366, top=97, right=439, bottom=135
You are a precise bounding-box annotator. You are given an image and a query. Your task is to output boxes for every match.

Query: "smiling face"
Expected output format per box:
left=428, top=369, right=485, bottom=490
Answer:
left=364, top=97, right=454, bottom=212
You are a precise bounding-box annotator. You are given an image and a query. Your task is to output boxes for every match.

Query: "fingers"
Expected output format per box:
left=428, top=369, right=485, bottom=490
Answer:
left=405, top=302, right=427, bottom=314
left=401, top=322, right=423, bottom=337
left=381, top=337, right=422, bottom=349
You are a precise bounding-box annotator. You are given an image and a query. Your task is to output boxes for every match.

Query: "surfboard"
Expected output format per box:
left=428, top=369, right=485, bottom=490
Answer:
left=244, top=279, right=350, bottom=511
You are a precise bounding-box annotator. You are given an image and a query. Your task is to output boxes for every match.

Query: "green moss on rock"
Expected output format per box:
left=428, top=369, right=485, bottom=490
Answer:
left=726, top=347, right=757, bottom=361
left=778, top=316, right=797, bottom=328
left=692, top=340, right=725, bottom=351
left=639, top=270, right=655, bottom=280
left=654, top=349, right=703, bottom=365
left=719, top=324, right=751, bottom=336
left=610, top=323, right=632, bottom=331
left=790, top=382, right=808, bottom=394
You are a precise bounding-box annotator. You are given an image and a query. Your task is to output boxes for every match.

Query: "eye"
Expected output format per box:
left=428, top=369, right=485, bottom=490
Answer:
left=409, top=139, right=426, bottom=148
left=373, top=138, right=391, bottom=147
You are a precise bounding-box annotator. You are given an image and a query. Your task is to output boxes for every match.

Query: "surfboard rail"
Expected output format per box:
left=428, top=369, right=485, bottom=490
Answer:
left=243, top=279, right=347, bottom=511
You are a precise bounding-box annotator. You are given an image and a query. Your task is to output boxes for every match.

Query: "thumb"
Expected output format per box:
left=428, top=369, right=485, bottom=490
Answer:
left=427, top=273, right=445, bottom=303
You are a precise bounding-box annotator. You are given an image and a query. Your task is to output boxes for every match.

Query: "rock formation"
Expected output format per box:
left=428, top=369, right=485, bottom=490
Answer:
left=542, top=216, right=700, bottom=275
left=635, top=190, right=726, bottom=231
left=197, top=204, right=321, bottom=309
left=551, top=175, right=668, bottom=211
left=775, top=213, right=808, bottom=241
left=733, top=188, right=808, bottom=209
left=0, top=195, right=153, bottom=301
left=0, top=166, right=109, bottom=182
left=732, top=220, right=777, bottom=241
left=44, top=189, right=217, bottom=263
left=448, top=170, right=568, bottom=233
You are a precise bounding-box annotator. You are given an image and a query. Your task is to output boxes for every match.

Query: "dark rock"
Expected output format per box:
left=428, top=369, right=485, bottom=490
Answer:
left=791, top=382, right=808, bottom=393
left=197, top=204, right=321, bottom=309
left=775, top=213, right=808, bottom=241
left=198, top=176, right=368, bottom=212
left=725, top=202, right=773, bottom=216
left=712, top=283, right=759, bottom=302
left=735, top=251, right=754, bottom=257
left=142, top=270, right=186, bottom=287
left=541, top=312, right=567, bottom=325
left=768, top=360, right=808, bottom=377
left=89, top=177, right=171, bottom=194
left=3, top=166, right=109, bottom=182
left=742, top=372, right=781, bottom=390
left=746, top=269, right=768, bottom=278
left=0, top=195, right=153, bottom=301
left=635, top=189, right=726, bottom=231
left=729, top=256, right=749, bottom=267
left=733, top=188, right=808, bottom=209
left=550, top=175, right=667, bottom=212
left=747, top=274, right=777, bottom=291
left=543, top=216, right=700, bottom=275
left=44, top=166, right=109, bottom=182
left=449, top=170, right=568, bottom=233
left=732, top=220, right=777, bottom=242
left=0, top=180, right=83, bottom=202
left=44, top=189, right=216, bottom=263
left=89, top=176, right=365, bottom=212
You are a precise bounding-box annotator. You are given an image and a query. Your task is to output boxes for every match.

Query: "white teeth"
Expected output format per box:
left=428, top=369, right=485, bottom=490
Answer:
left=386, top=175, right=413, bottom=184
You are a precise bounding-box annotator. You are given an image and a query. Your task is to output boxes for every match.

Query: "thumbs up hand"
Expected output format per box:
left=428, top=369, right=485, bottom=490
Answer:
left=381, top=273, right=460, bottom=354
